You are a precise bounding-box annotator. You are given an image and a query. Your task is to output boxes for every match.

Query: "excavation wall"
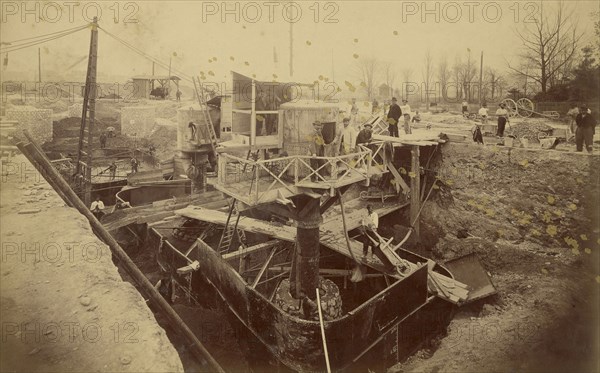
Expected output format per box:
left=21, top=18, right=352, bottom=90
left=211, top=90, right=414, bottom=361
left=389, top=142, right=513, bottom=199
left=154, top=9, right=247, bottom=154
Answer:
left=0, top=155, right=184, bottom=372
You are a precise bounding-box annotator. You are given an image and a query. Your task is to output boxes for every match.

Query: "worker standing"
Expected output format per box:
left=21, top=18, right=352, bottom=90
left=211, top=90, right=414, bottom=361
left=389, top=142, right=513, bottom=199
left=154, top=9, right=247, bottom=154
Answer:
left=478, top=103, right=489, bottom=125
left=108, top=161, right=117, bottom=180
left=372, top=99, right=379, bottom=114
left=176, top=90, right=182, bottom=102
left=188, top=121, right=197, bottom=142
left=566, top=103, right=579, bottom=140
left=386, top=97, right=402, bottom=137
left=575, top=104, right=597, bottom=153
left=400, top=99, right=411, bottom=120
left=350, top=98, right=359, bottom=125
left=495, top=103, right=510, bottom=137
left=462, top=100, right=469, bottom=117
left=361, top=205, right=379, bottom=261
left=130, top=157, right=139, bottom=173
left=338, top=117, right=358, bottom=155
left=308, top=121, right=326, bottom=181
left=403, top=113, right=412, bottom=134
left=99, top=132, right=107, bottom=149
left=90, top=196, right=105, bottom=220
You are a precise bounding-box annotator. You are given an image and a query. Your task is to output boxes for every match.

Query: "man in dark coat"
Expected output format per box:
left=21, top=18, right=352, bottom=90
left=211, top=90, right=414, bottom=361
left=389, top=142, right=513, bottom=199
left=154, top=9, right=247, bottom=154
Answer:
left=386, top=97, right=402, bottom=137
left=575, top=104, right=597, bottom=153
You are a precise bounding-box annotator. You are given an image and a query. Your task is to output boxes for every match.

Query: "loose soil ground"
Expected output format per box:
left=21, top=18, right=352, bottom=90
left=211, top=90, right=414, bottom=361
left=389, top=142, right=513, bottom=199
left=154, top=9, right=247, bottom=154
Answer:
left=0, top=155, right=183, bottom=372
left=391, top=141, right=600, bottom=373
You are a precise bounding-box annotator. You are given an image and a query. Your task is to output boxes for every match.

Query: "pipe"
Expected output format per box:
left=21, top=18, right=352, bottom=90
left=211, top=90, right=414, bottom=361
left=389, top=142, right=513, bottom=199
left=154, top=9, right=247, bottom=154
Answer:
left=17, top=136, right=225, bottom=373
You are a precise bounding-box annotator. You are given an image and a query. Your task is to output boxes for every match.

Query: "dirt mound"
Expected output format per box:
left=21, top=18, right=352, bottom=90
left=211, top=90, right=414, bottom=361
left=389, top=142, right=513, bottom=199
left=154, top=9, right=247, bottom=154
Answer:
left=511, top=121, right=554, bottom=140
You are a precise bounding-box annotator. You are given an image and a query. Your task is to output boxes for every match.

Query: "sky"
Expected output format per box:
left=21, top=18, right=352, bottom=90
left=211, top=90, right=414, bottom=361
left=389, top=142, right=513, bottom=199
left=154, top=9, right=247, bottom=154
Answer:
left=1, top=0, right=598, bottom=95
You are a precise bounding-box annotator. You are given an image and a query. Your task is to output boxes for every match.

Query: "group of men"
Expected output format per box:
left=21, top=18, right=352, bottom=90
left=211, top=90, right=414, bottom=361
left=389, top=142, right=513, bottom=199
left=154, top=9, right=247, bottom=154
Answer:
left=307, top=117, right=375, bottom=181
left=470, top=101, right=597, bottom=152
left=386, top=97, right=413, bottom=136
left=98, top=128, right=115, bottom=149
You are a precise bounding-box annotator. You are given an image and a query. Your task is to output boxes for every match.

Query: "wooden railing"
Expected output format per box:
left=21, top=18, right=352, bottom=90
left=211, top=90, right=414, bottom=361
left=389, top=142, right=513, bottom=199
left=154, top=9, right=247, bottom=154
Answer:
left=217, top=143, right=389, bottom=205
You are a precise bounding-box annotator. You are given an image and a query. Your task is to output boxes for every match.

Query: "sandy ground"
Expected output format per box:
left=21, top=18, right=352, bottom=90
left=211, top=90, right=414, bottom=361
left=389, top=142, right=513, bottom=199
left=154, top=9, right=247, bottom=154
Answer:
left=0, top=155, right=183, bottom=372
left=391, top=142, right=600, bottom=373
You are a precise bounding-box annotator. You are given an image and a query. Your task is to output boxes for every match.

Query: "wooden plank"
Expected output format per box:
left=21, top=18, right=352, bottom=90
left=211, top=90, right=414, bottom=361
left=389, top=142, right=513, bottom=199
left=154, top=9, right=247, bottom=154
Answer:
left=222, top=240, right=280, bottom=260
left=385, top=160, right=410, bottom=194
left=175, top=205, right=395, bottom=274
left=251, top=247, right=277, bottom=288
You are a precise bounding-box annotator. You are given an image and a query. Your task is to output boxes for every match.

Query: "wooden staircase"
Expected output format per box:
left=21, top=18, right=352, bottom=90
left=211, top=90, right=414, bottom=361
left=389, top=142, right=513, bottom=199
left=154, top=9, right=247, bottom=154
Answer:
left=192, top=76, right=219, bottom=159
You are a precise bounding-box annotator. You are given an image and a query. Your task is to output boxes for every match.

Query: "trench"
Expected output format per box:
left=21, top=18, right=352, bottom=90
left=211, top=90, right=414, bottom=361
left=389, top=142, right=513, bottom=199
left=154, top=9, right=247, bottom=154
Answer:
left=107, top=140, right=599, bottom=372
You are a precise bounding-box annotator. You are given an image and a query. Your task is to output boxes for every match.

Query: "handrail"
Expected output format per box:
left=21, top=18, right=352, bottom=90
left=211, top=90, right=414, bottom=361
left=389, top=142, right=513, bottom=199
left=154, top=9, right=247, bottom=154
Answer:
left=217, top=144, right=385, bottom=204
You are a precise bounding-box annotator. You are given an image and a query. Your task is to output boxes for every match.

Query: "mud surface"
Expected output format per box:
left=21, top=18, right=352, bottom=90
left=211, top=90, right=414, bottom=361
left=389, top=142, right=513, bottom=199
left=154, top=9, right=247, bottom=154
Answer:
left=392, top=143, right=600, bottom=372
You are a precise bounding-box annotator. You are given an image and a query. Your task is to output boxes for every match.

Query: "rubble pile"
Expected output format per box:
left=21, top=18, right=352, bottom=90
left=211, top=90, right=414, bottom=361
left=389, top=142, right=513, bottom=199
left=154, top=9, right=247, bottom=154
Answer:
left=6, top=106, right=53, bottom=143
left=121, top=106, right=156, bottom=138
left=511, top=121, right=554, bottom=140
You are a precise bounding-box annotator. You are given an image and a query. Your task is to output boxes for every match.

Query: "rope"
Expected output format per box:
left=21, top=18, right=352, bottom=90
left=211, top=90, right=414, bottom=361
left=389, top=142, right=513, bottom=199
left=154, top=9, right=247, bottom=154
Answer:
left=98, top=26, right=193, bottom=83
left=1, top=25, right=88, bottom=53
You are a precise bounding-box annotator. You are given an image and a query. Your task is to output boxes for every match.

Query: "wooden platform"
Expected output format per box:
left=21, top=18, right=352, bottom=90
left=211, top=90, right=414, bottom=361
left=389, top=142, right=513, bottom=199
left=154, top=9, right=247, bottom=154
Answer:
left=175, top=199, right=407, bottom=275
left=102, top=190, right=228, bottom=231
left=212, top=166, right=384, bottom=207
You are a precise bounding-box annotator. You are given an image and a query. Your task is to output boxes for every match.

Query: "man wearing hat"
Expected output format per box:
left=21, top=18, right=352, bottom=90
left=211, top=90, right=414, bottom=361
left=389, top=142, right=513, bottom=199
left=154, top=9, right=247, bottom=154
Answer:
left=356, top=122, right=373, bottom=145
left=495, top=102, right=510, bottom=137
left=308, top=120, right=326, bottom=181
left=356, top=123, right=374, bottom=168
left=400, top=99, right=411, bottom=118
left=575, top=104, right=597, bottom=153
left=386, top=97, right=402, bottom=137
left=338, top=117, right=358, bottom=155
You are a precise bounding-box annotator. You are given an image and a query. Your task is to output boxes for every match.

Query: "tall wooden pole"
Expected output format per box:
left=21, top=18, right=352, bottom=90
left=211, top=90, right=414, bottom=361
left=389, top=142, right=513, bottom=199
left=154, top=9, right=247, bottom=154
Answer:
left=38, top=48, right=41, bottom=82
left=410, top=145, right=421, bottom=239
left=289, top=3, right=293, bottom=77
left=76, top=17, right=99, bottom=207
left=479, top=51, right=483, bottom=105
left=16, top=138, right=225, bottom=373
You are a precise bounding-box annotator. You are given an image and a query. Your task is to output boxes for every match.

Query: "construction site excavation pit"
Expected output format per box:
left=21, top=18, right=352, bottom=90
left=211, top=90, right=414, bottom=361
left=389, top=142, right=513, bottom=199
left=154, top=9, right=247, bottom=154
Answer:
left=102, top=137, right=596, bottom=372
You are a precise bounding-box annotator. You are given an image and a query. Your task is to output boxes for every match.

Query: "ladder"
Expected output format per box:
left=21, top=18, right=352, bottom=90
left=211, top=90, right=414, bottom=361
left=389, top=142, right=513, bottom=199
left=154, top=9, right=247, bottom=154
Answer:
left=192, top=76, right=218, bottom=159
left=218, top=212, right=247, bottom=254
left=217, top=149, right=260, bottom=254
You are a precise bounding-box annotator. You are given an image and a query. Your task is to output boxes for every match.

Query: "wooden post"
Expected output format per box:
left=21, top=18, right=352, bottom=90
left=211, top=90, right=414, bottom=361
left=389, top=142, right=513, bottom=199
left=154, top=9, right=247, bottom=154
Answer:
left=316, top=288, right=332, bottom=373
left=250, top=79, right=256, bottom=150
left=17, top=139, right=225, bottom=373
left=75, top=17, right=99, bottom=207
left=410, top=145, right=420, bottom=239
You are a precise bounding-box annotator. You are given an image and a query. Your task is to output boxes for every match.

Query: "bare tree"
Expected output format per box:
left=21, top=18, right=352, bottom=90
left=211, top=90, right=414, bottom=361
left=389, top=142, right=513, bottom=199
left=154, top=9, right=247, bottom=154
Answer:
left=456, top=50, right=478, bottom=102
left=421, top=50, right=434, bottom=109
left=354, top=57, right=379, bottom=100
left=437, top=54, right=450, bottom=101
left=485, top=67, right=504, bottom=100
left=507, top=2, right=583, bottom=94
left=452, top=56, right=462, bottom=100
left=382, top=62, right=397, bottom=97
left=401, top=68, right=413, bottom=100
